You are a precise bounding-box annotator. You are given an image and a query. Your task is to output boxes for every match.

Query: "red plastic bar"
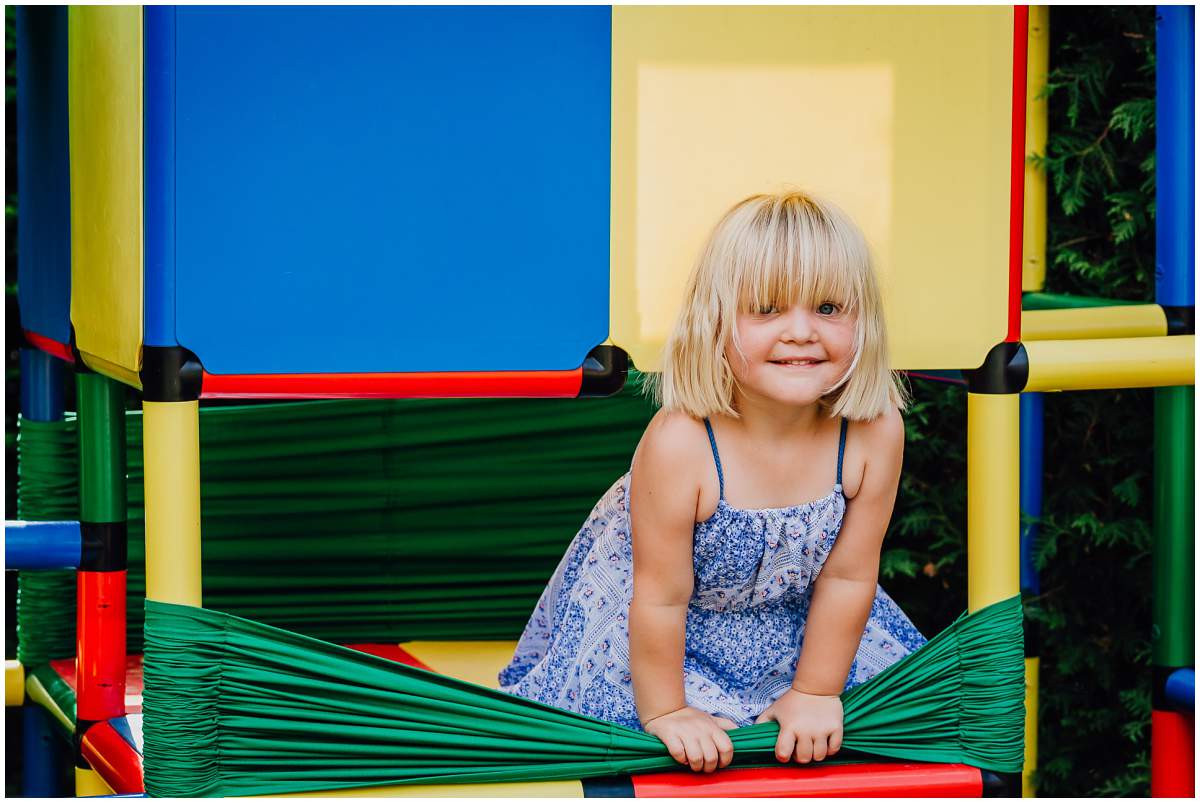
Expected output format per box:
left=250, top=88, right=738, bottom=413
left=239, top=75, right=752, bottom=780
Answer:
left=1151, top=709, right=1195, bottom=797
left=1006, top=5, right=1029, bottom=343
left=347, top=643, right=436, bottom=672
left=201, top=368, right=584, bottom=399
left=80, top=720, right=145, bottom=794
left=632, top=763, right=983, bottom=798
left=76, top=571, right=127, bottom=721
left=23, top=329, right=74, bottom=363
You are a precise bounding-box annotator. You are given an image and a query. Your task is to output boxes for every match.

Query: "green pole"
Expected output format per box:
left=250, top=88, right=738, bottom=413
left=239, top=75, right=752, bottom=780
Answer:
left=76, top=373, right=127, bottom=523
left=1153, top=385, right=1194, bottom=668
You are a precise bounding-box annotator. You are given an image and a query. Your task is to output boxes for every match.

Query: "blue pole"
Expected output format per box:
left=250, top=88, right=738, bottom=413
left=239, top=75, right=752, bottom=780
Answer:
left=1019, top=392, right=1044, bottom=595
left=22, top=704, right=61, bottom=796
left=1156, top=5, right=1194, bottom=307
left=19, top=348, right=65, bottom=424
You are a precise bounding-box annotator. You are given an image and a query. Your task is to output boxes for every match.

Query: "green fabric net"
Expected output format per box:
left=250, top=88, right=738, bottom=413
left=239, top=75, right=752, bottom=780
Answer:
left=15, top=377, right=657, bottom=660
left=142, top=595, right=1024, bottom=796
left=16, top=415, right=80, bottom=665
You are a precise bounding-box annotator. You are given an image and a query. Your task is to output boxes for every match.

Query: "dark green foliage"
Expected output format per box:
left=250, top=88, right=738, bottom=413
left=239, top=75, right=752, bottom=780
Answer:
left=882, top=7, right=1159, bottom=796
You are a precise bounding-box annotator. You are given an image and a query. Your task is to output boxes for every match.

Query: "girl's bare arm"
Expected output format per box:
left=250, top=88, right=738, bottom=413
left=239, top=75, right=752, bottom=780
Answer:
left=792, top=406, right=905, bottom=694
left=628, top=413, right=706, bottom=723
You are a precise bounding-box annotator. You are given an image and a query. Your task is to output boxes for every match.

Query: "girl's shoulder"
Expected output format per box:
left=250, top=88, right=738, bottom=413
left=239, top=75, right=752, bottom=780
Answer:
left=631, top=408, right=712, bottom=471
left=842, top=405, right=905, bottom=500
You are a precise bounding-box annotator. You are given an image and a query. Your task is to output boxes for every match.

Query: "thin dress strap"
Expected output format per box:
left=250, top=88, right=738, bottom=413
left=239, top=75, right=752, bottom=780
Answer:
left=702, top=418, right=726, bottom=499
left=836, top=418, right=849, bottom=487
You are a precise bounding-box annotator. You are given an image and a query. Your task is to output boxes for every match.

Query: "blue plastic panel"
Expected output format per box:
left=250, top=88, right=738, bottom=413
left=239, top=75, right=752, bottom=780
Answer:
left=164, top=7, right=611, bottom=374
left=16, top=7, right=72, bottom=346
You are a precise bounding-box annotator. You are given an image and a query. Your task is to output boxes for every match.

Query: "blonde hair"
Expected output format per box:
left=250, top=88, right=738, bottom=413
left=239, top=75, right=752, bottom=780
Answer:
left=644, top=190, right=909, bottom=421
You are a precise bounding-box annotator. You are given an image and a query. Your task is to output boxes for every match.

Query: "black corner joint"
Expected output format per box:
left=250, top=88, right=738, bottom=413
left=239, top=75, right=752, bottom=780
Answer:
left=961, top=342, right=1029, bottom=394
left=981, top=770, right=1022, bottom=797
left=1163, top=305, right=1194, bottom=336
left=69, top=325, right=94, bottom=375
left=73, top=719, right=100, bottom=766
left=141, top=345, right=204, bottom=402
left=79, top=522, right=128, bottom=572
left=1151, top=664, right=1193, bottom=711
left=582, top=774, right=635, bottom=797
left=578, top=345, right=629, bottom=398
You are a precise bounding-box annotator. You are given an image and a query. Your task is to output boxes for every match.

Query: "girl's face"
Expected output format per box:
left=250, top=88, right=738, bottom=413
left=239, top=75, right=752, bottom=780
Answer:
left=724, top=300, right=858, bottom=410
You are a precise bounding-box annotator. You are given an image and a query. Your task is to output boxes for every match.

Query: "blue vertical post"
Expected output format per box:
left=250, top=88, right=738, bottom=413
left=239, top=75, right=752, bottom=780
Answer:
left=1157, top=5, right=1194, bottom=308
left=18, top=351, right=68, bottom=796
left=1019, top=392, right=1043, bottom=595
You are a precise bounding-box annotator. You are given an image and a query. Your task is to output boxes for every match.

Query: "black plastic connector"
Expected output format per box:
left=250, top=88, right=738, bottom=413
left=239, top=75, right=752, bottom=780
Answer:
left=579, top=345, right=629, bottom=398
left=73, top=719, right=98, bottom=767
left=141, top=345, right=204, bottom=402
left=80, top=522, right=128, bottom=572
left=69, top=326, right=93, bottom=375
left=961, top=342, right=1029, bottom=394
left=1151, top=664, right=1193, bottom=711
left=1163, top=305, right=1195, bottom=336
left=981, top=770, right=1022, bottom=797
left=582, top=774, right=635, bottom=797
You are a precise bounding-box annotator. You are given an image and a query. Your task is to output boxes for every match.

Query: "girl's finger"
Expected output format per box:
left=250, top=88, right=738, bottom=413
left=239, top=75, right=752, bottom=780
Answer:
left=701, top=737, right=719, bottom=773
left=775, top=729, right=797, bottom=763
left=793, top=735, right=815, bottom=764
left=754, top=711, right=774, bottom=726
left=665, top=734, right=687, bottom=766
left=715, top=730, right=735, bottom=768
left=685, top=735, right=705, bottom=772
left=812, top=734, right=828, bottom=762
left=829, top=728, right=843, bottom=756
left=714, top=716, right=739, bottom=730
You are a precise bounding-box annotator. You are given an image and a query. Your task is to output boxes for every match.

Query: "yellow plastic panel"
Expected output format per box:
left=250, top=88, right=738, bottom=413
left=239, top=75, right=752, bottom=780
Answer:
left=76, top=767, right=115, bottom=797
left=69, top=7, right=143, bottom=385
left=966, top=393, right=1019, bottom=611
left=612, top=7, right=1015, bottom=372
left=1023, top=655, right=1039, bottom=797
left=24, top=675, right=73, bottom=733
left=401, top=640, right=519, bottom=689
left=267, top=780, right=583, bottom=798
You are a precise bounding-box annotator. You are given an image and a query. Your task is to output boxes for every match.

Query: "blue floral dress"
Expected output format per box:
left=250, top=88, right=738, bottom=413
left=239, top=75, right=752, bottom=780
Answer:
left=498, top=417, right=927, bottom=731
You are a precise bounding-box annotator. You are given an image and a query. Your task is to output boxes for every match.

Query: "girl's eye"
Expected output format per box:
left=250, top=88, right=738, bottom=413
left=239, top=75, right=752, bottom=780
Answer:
left=755, top=305, right=780, bottom=315
left=817, top=302, right=840, bottom=316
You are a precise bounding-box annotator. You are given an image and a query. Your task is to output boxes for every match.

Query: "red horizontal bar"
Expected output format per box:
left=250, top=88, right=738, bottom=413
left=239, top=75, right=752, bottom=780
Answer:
left=632, top=762, right=983, bottom=798
left=80, top=721, right=145, bottom=794
left=23, top=329, right=74, bottom=363
left=347, top=643, right=435, bottom=673
left=201, top=368, right=584, bottom=399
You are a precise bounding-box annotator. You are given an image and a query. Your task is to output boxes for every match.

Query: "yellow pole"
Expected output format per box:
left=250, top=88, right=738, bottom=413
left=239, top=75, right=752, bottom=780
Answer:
left=1023, top=656, right=1040, bottom=797
left=967, top=393, right=1020, bottom=612
left=143, top=400, right=202, bottom=605
left=5, top=660, right=24, bottom=706
left=1021, top=305, right=1167, bottom=341
left=75, top=766, right=115, bottom=796
left=1024, top=335, right=1194, bottom=392
left=1023, top=5, right=1049, bottom=292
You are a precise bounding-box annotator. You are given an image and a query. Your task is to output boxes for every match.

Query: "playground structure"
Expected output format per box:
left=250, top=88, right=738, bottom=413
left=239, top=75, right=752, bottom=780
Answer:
left=4, top=4, right=1193, bottom=797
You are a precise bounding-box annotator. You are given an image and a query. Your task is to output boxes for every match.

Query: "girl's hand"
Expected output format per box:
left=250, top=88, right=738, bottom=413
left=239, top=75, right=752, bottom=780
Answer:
left=643, top=706, right=737, bottom=773
left=754, top=689, right=844, bottom=763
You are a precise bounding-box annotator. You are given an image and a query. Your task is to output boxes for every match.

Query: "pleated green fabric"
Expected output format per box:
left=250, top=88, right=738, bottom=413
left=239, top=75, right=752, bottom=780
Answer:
left=15, top=379, right=657, bottom=658
left=142, top=595, right=1024, bottom=796
left=16, top=416, right=80, bottom=666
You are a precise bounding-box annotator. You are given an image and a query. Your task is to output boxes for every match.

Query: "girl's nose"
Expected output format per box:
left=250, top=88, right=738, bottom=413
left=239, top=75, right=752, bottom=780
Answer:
left=782, top=307, right=819, bottom=342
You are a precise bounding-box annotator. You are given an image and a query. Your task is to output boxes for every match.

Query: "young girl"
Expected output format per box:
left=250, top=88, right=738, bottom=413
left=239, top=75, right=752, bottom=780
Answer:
left=498, top=191, right=927, bottom=774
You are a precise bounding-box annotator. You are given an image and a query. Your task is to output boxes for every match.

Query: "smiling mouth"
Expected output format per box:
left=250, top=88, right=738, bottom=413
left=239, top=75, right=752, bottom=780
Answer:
left=769, top=359, right=825, bottom=367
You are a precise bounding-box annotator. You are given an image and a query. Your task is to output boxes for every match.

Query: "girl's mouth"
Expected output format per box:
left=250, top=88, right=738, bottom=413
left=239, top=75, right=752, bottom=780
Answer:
left=769, top=359, right=824, bottom=367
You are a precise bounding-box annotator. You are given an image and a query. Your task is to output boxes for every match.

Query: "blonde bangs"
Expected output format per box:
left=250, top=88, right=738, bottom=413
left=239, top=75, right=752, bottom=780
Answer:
left=649, top=190, right=909, bottom=422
